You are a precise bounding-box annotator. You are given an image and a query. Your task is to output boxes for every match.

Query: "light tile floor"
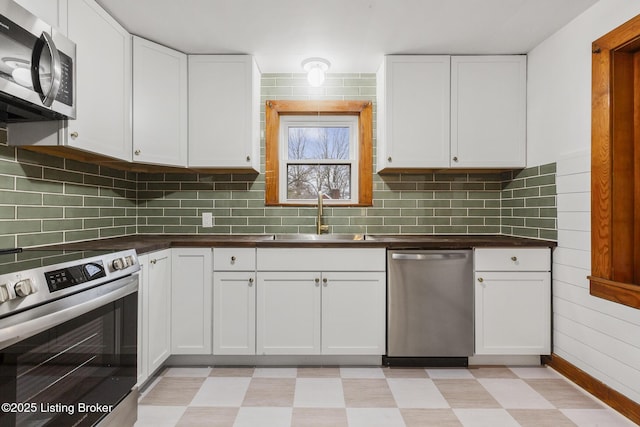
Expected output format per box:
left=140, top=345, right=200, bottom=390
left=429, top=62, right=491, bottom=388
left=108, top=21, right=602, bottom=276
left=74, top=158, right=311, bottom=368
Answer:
left=135, top=366, right=636, bottom=427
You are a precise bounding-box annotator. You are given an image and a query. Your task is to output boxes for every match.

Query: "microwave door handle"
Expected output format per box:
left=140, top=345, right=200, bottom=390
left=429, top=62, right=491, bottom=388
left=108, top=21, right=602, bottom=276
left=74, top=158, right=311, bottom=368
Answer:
left=31, top=32, right=62, bottom=107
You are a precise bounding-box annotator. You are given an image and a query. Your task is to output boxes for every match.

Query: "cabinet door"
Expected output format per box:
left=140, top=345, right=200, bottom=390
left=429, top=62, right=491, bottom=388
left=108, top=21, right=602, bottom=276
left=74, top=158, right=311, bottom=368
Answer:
left=256, top=272, right=321, bottom=355
left=66, top=0, right=132, bottom=161
left=136, top=254, right=148, bottom=386
left=474, top=271, right=550, bottom=355
left=377, top=56, right=450, bottom=171
left=451, top=56, right=526, bottom=168
left=133, top=36, right=187, bottom=167
left=188, top=55, right=259, bottom=170
left=14, top=0, right=67, bottom=33
left=146, top=249, right=171, bottom=373
left=213, top=272, right=255, bottom=355
left=321, top=272, right=386, bottom=355
left=171, top=248, right=212, bottom=354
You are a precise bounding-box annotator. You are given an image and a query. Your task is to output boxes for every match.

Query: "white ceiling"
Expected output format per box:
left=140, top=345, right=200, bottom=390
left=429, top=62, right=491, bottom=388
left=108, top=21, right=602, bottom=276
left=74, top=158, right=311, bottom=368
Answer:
left=96, top=0, right=598, bottom=73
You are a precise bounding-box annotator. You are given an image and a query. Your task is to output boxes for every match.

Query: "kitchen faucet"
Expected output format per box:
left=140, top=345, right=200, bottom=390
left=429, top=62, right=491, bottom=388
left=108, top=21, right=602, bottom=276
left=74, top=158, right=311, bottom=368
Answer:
left=317, top=192, right=329, bottom=234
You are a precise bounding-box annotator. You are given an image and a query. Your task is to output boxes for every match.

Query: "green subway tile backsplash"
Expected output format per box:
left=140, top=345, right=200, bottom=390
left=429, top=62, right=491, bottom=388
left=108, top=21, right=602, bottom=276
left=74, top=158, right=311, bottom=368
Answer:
left=501, top=163, right=557, bottom=240
left=0, top=73, right=557, bottom=247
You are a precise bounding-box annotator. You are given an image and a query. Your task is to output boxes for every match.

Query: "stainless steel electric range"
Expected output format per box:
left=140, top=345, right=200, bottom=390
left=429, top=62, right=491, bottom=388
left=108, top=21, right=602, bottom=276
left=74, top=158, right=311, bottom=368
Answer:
left=0, top=247, right=139, bottom=427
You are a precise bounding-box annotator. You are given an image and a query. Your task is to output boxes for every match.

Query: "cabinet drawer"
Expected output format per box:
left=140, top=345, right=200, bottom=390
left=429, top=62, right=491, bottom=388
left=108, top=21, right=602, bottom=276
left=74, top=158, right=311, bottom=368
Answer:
left=213, top=248, right=256, bottom=271
left=474, top=248, right=550, bottom=272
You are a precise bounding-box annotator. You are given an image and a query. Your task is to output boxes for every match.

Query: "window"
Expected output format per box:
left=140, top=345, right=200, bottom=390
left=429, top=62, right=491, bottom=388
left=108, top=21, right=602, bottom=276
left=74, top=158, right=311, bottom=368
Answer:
left=265, top=100, right=373, bottom=206
left=590, top=13, right=640, bottom=309
left=280, top=115, right=358, bottom=204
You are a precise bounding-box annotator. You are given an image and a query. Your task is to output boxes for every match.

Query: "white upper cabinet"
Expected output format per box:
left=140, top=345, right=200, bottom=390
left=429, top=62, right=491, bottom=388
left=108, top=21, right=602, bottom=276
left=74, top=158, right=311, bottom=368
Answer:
left=13, top=0, right=68, bottom=33
left=188, top=55, right=260, bottom=171
left=451, top=56, right=526, bottom=168
left=133, top=36, right=187, bottom=167
left=376, top=55, right=526, bottom=171
left=7, top=0, right=132, bottom=161
left=377, top=56, right=451, bottom=171
left=64, top=0, right=132, bottom=161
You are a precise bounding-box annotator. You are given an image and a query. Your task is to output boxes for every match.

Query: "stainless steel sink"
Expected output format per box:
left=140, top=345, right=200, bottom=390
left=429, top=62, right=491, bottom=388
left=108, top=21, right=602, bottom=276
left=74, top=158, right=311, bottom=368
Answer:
left=272, top=233, right=366, bottom=241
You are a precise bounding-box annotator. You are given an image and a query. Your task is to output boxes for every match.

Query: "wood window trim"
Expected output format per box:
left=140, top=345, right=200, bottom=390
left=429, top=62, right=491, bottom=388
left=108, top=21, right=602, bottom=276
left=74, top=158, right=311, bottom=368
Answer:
left=265, top=100, right=373, bottom=206
left=590, top=13, right=640, bottom=309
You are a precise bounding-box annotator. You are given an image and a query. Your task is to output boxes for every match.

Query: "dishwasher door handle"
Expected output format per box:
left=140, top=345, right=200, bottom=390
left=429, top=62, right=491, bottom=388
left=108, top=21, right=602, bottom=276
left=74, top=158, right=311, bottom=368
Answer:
left=391, top=253, right=468, bottom=261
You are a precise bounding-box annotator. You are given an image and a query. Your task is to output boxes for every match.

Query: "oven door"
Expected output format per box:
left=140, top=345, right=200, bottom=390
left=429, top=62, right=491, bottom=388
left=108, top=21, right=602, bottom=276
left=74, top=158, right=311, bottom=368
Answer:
left=0, top=276, right=137, bottom=427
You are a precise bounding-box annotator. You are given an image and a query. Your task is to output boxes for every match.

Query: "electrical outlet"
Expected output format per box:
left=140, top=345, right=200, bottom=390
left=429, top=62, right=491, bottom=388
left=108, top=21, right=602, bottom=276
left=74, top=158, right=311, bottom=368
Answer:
left=202, top=212, right=213, bottom=228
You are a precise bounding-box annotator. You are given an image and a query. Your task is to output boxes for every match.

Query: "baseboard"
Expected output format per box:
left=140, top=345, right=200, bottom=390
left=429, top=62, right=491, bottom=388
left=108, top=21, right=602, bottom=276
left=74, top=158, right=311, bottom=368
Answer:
left=542, top=353, right=640, bottom=425
left=165, top=354, right=383, bottom=366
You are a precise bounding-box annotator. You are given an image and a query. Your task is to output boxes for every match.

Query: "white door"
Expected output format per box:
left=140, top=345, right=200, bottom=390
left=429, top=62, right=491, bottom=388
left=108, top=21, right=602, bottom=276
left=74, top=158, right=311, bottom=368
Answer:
left=451, top=56, right=526, bottom=168
left=321, top=272, right=386, bottom=355
left=188, top=55, right=259, bottom=170
left=256, top=272, right=321, bottom=355
left=146, top=249, right=171, bottom=373
left=66, top=0, right=132, bottom=161
left=474, top=271, right=551, bottom=355
left=213, top=272, right=256, bottom=355
left=171, top=248, right=212, bottom=354
left=377, top=55, right=450, bottom=170
left=132, top=36, right=187, bottom=167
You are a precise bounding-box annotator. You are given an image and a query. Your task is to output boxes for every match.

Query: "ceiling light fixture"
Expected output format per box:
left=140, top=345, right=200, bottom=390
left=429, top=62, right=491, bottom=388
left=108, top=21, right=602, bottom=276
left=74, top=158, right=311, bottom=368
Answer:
left=302, top=57, right=330, bottom=87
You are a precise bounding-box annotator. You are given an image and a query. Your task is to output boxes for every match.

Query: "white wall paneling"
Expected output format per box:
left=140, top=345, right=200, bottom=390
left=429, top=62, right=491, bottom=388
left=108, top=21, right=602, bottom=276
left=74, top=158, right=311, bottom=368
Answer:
left=546, top=146, right=640, bottom=403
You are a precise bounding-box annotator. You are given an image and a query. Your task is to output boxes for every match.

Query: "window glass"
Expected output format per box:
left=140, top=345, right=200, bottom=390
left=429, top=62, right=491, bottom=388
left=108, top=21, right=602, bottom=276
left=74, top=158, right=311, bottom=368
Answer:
left=279, top=116, right=358, bottom=204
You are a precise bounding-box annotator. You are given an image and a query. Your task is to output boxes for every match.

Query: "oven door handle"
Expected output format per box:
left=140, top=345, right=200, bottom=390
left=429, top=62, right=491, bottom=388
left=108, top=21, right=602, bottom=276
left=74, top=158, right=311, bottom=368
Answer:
left=0, top=277, right=138, bottom=351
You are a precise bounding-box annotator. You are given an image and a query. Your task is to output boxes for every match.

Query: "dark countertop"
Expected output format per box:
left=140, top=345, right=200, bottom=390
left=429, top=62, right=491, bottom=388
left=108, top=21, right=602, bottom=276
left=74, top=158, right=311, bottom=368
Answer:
left=38, top=234, right=556, bottom=255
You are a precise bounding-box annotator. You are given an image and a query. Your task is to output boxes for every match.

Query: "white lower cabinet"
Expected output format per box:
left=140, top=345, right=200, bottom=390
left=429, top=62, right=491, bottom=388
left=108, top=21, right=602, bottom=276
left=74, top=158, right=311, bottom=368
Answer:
left=213, top=272, right=256, bottom=355
left=171, top=248, right=212, bottom=354
left=474, top=248, right=551, bottom=355
left=321, top=272, right=386, bottom=355
left=256, top=248, right=386, bottom=356
left=138, top=249, right=171, bottom=386
left=257, top=272, right=321, bottom=355
left=213, top=248, right=257, bottom=355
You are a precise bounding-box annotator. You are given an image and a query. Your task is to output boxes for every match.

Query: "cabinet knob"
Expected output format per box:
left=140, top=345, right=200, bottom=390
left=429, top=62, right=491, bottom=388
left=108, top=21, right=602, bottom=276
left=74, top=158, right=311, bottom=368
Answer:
left=477, top=277, right=484, bottom=283
left=387, top=156, right=392, bottom=162
left=134, top=149, right=141, bottom=155
left=452, top=156, right=458, bottom=162
left=322, top=277, right=328, bottom=286
left=70, top=131, right=79, bottom=139
left=248, top=277, right=254, bottom=286
left=246, top=156, right=251, bottom=162
left=315, top=278, right=320, bottom=284
left=231, top=256, right=236, bottom=262
left=150, top=259, right=157, bottom=265
left=511, top=256, right=518, bottom=262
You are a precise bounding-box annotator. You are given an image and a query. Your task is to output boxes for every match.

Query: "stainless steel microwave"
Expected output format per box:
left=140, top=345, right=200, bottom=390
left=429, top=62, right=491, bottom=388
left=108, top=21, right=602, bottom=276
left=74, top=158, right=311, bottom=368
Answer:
left=0, top=0, right=75, bottom=124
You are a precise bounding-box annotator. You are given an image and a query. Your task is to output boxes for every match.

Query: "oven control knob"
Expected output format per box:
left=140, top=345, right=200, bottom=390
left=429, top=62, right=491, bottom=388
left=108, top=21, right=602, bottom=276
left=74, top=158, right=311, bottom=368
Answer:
left=0, top=284, right=10, bottom=303
left=112, top=258, right=124, bottom=270
left=14, top=279, right=34, bottom=297
left=112, top=256, right=134, bottom=270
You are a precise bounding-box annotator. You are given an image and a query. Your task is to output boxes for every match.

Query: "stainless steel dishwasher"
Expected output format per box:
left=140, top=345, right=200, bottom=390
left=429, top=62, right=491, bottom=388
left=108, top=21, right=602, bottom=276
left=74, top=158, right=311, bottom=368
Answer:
left=385, top=249, right=473, bottom=366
